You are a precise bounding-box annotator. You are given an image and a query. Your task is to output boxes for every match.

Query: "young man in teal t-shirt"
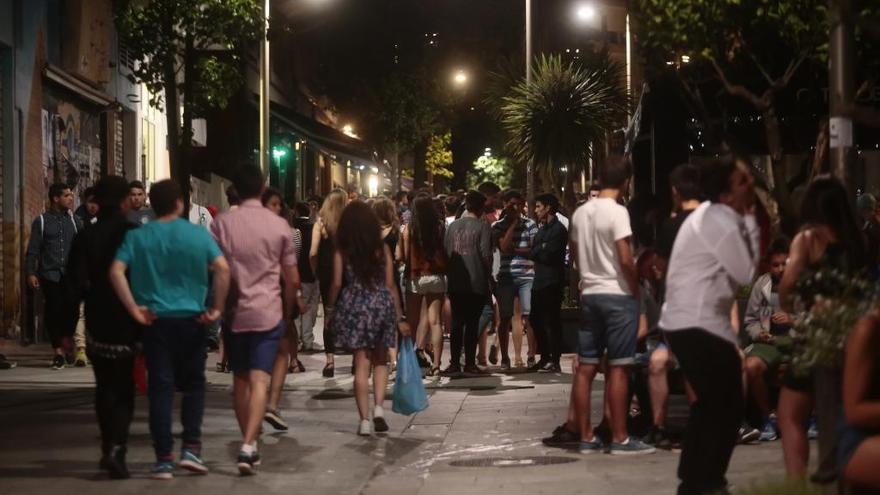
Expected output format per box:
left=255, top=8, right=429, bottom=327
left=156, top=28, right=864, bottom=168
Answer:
left=110, top=180, right=229, bottom=480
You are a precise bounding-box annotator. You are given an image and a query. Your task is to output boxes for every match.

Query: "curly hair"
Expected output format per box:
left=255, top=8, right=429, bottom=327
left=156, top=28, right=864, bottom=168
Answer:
left=410, top=195, right=445, bottom=261
left=336, top=201, right=385, bottom=286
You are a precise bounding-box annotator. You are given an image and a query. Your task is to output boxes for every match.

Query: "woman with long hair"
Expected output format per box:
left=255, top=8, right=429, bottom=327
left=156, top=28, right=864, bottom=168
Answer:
left=778, top=175, right=868, bottom=479
left=326, top=202, right=409, bottom=435
left=398, top=195, right=448, bottom=376
left=310, top=189, right=348, bottom=377
left=261, top=188, right=304, bottom=432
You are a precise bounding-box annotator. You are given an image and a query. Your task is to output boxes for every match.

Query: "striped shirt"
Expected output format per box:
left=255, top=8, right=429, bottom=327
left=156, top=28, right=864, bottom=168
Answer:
left=492, top=216, right=538, bottom=280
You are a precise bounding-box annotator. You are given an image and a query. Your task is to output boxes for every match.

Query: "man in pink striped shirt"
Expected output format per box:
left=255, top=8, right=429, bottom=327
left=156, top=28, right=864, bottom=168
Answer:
left=210, top=165, right=300, bottom=475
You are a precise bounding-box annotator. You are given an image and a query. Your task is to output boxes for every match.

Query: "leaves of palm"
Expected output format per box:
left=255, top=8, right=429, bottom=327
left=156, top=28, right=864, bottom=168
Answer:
left=500, top=54, right=626, bottom=191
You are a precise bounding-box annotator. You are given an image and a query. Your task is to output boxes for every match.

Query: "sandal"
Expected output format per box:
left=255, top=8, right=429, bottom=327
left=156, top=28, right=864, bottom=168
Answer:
left=426, top=366, right=440, bottom=377
left=322, top=363, right=335, bottom=378
left=296, top=359, right=305, bottom=373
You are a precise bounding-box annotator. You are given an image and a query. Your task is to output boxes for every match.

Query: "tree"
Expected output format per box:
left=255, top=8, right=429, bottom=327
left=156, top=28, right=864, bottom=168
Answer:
left=115, top=0, right=262, bottom=201
left=370, top=71, right=440, bottom=192
left=425, top=132, right=454, bottom=188
left=633, top=0, right=880, bottom=230
left=499, top=54, right=626, bottom=207
left=467, top=155, right=512, bottom=191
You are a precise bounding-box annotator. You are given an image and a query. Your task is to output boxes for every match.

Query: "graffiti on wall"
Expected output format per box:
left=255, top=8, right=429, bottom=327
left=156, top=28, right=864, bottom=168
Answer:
left=41, top=95, right=103, bottom=199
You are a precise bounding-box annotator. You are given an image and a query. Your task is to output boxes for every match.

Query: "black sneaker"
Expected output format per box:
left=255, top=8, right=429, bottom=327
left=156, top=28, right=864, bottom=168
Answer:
left=237, top=451, right=260, bottom=476
left=542, top=423, right=580, bottom=447
left=51, top=355, right=65, bottom=370
left=643, top=426, right=673, bottom=450
left=105, top=445, right=130, bottom=479
left=500, top=357, right=511, bottom=371
left=488, top=345, right=499, bottom=365
left=527, top=356, right=536, bottom=368
left=373, top=416, right=389, bottom=433
left=527, top=359, right=549, bottom=372
left=264, top=409, right=289, bottom=431
left=0, top=359, right=16, bottom=370
left=738, top=424, right=761, bottom=444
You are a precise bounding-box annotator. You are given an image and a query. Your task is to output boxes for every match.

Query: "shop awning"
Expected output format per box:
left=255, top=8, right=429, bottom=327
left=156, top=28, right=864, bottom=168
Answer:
left=43, top=64, right=115, bottom=107
left=250, top=96, right=379, bottom=168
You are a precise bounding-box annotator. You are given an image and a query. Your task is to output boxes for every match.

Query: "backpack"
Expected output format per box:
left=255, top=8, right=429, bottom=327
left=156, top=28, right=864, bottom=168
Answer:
left=39, top=211, right=79, bottom=236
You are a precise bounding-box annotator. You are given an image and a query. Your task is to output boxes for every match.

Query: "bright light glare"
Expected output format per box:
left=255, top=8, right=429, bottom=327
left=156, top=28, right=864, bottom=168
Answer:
left=453, top=70, right=468, bottom=85
left=576, top=4, right=597, bottom=22
left=368, top=175, right=379, bottom=197
left=272, top=148, right=287, bottom=158
left=342, top=124, right=356, bottom=137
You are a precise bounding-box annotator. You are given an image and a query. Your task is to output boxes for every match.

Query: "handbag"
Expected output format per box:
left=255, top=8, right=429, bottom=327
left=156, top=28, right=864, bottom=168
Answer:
left=392, top=337, right=428, bottom=415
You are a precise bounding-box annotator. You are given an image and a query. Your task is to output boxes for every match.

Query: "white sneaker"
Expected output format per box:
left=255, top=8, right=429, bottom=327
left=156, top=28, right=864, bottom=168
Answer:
left=358, top=419, right=373, bottom=436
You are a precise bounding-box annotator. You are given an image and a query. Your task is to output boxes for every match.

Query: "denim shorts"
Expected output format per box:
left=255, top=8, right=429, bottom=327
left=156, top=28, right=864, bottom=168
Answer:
left=227, top=321, right=284, bottom=374
left=578, top=294, right=639, bottom=366
left=495, top=276, right=533, bottom=318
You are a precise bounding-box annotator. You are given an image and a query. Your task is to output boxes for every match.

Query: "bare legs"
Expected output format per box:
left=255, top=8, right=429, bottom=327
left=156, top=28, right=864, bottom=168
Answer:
left=233, top=369, right=272, bottom=446
left=407, top=293, right=443, bottom=370
left=649, top=348, right=671, bottom=427
left=353, top=347, right=389, bottom=420
left=744, top=356, right=771, bottom=418
left=778, top=386, right=812, bottom=477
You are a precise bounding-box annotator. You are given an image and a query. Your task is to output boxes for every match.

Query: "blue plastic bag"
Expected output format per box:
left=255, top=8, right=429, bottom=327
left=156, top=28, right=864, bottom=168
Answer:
left=392, top=337, right=428, bottom=415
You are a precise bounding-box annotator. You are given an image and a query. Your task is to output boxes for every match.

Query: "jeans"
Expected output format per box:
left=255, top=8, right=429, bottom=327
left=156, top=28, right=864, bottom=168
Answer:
left=664, top=329, right=743, bottom=495
left=92, top=355, right=135, bottom=453
left=40, top=277, right=78, bottom=349
left=449, top=292, right=487, bottom=367
left=143, top=318, right=207, bottom=460
left=578, top=293, right=639, bottom=365
left=495, top=276, right=533, bottom=318
left=529, top=285, right=563, bottom=365
left=297, top=282, right=320, bottom=347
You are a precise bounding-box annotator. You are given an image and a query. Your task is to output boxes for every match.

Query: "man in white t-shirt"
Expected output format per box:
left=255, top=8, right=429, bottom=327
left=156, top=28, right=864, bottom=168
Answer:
left=659, top=157, right=759, bottom=495
left=568, top=157, right=654, bottom=456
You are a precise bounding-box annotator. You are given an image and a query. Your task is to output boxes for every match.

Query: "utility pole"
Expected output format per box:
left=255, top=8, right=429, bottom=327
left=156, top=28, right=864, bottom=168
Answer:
left=259, top=0, right=271, bottom=176
left=829, top=0, right=857, bottom=197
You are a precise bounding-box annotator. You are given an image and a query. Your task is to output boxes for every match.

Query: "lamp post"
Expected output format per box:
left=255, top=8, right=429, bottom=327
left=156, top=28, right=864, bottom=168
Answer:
left=259, top=0, right=271, bottom=176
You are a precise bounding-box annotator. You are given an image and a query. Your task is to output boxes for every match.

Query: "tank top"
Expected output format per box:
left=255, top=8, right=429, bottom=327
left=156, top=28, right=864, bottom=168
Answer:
left=408, top=239, right=447, bottom=278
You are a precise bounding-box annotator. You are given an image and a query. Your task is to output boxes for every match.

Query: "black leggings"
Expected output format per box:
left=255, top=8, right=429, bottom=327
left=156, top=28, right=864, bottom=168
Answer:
left=92, top=355, right=135, bottom=452
left=319, top=280, right=336, bottom=354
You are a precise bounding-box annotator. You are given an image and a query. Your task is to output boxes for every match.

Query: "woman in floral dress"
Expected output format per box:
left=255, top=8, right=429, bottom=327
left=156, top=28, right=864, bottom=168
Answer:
left=326, top=201, right=410, bottom=436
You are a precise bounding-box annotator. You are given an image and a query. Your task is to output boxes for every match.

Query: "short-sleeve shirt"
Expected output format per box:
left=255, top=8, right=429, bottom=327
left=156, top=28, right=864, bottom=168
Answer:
left=445, top=216, right=493, bottom=295
left=492, top=215, right=538, bottom=280
left=115, top=218, right=223, bottom=318
left=569, top=197, right=633, bottom=296
left=127, top=207, right=155, bottom=226
left=210, top=200, right=297, bottom=332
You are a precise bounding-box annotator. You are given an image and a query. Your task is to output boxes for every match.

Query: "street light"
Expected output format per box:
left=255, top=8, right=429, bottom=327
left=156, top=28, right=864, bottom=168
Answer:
left=575, top=3, right=597, bottom=23
left=453, top=70, right=468, bottom=86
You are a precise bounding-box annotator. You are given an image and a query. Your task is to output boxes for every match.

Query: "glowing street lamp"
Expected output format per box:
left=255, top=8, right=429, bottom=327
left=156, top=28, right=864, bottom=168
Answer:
left=575, top=3, right=597, bottom=23
left=453, top=70, right=468, bottom=86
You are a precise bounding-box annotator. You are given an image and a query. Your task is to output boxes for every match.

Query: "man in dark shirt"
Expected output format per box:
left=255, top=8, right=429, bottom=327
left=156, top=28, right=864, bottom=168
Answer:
left=26, top=182, right=83, bottom=369
left=68, top=176, right=139, bottom=478
left=655, top=163, right=703, bottom=279
left=444, top=191, right=493, bottom=375
left=528, top=193, right=568, bottom=372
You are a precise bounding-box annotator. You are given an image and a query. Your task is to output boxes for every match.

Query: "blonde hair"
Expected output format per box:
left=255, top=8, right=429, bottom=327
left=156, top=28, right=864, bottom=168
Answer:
left=319, top=188, right=348, bottom=238
left=371, top=196, right=400, bottom=232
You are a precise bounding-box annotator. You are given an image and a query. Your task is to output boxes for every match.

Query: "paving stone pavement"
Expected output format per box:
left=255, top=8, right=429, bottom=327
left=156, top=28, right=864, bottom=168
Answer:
left=0, top=329, right=801, bottom=495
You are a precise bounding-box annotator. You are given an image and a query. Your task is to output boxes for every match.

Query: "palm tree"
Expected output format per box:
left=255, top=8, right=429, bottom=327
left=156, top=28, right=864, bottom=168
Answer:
left=500, top=53, right=626, bottom=207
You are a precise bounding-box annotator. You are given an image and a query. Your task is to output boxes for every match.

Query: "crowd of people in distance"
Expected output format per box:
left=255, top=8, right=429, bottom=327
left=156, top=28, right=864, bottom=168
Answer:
left=21, top=155, right=880, bottom=493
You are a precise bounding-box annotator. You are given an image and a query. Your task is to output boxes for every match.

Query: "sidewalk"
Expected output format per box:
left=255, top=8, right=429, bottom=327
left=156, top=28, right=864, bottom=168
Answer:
left=0, top=328, right=794, bottom=494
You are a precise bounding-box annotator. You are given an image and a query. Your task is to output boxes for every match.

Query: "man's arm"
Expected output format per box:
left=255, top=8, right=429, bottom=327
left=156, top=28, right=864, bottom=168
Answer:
left=743, top=278, right=766, bottom=340
left=498, top=217, right=518, bottom=254
left=25, top=217, right=42, bottom=288
left=615, top=237, right=640, bottom=300
left=203, top=256, right=229, bottom=324
left=109, top=260, right=156, bottom=325
left=715, top=214, right=760, bottom=287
